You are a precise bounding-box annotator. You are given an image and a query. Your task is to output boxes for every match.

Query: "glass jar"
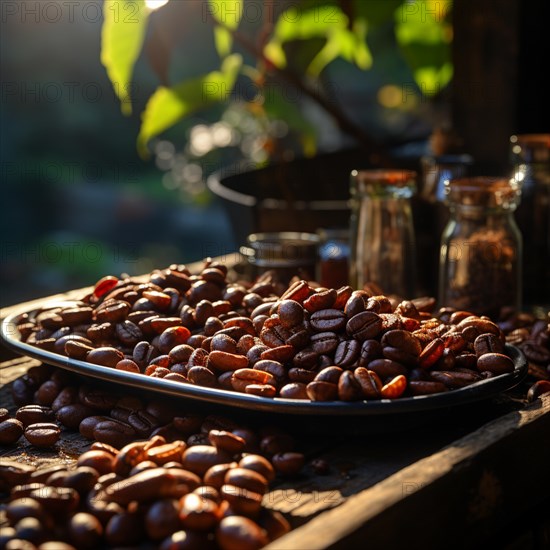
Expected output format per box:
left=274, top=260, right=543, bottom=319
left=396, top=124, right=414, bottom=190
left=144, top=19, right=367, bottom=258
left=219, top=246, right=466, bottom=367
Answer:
left=510, top=134, right=550, bottom=317
left=417, top=153, right=474, bottom=296
left=438, top=177, right=522, bottom=317
left=316, top=228, right=350, bottom=289
left=240, top=232, right=319, bottom=286
left=351, top=169, right=418, bottom=297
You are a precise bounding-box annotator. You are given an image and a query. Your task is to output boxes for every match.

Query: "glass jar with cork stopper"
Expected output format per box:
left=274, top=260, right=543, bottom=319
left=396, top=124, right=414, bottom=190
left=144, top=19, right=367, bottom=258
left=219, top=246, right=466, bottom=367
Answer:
left=438, top=177, right=522, bottom=317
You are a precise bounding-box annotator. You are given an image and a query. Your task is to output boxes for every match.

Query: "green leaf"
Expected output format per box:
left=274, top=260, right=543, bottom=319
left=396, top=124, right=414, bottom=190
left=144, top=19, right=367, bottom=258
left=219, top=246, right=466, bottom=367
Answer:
left=101, top=0, right=151, bottom=115
left=214, top=26, right=233, bottom=57
left=266, top=4, right=371, bottom=76
left=414, top=62, right=453, bottom=96
left=208, top=0, right=243, bottom=30
left=273, top=5, right=348, bottom=42
left=352, top=18, right=372, bottom=70
left=137, top=54, right=242, bottom=157
left=395, top=0, right=453, bottom=95
left=263, top=41, right=287, bottom=69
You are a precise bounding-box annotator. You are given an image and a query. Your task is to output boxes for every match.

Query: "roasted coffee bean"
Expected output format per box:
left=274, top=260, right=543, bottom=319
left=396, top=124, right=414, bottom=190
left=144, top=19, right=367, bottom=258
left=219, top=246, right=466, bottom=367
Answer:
left=354, top=367, right=382, bottom=399
left=79, top=388, right=118, bottom=411
left=115, top=320, right=142, bottom=345
left=292, top=348, right=319, bottom=369
left=310, top=458, right=331, bottom=475
left=29, top=485, right=79, bottom=515
left=310, top=332, right=339, bottom=355
left=78, top=415, right=109, bottom=440
left=338, top=370, right=364, bottom=401
left=277, top=300, right=304, bottom=328
left=429, top=370, right=481, bottom=389
left=527, top=380, right=550, bottom=402
left=50, top=386, right=79, bottom=413
left=0, top=461, right=36, bottom=492
left=5, top=497, right=45, bottom=525
left=346, top=311, right=382, bottom=340
left=367, top=358, right=407, bottom=380
left=310, top=309, right=346, bottom=332
left=418, top=338, right=444, bottom=368
left=306, top=381, right=338, bottom=401
left=103, top=468, right=200, bottom=505
left=93, top=419, right=136, bottom=449
left=208, top=351, right=249, bottom=372
left=253, top=360, right=286, bottom=384
left=76, top=450, right=114, bottom=475
left=408, top=380, right=448, bottom=395
left=16, top=405, right=55, bottom=427
left=315, top=366, right=343, bottom=384
left=67, top=512, right=103, bottom=549
left=208, top=430, right=246, bottom=454
left=474, top=333, right=505, bottom=357
left=59, top=467, right=100, bottom=495
left=520, top=341, right=550, bottom=364
left=181, top=445, right=232, bottom=477
left=127, top=410, right=159, bottom=437
left=24, top=422, right=60, bottom=447
left=157, top=326, right=192, bottom=354
left=476, top=352, right=514, bottom=375
left=0, top=418, right=24, bottom=445
left=216, top=516, right=269, bottom=550
left=334, top=339, right=360, bottom=367
left=34, top=380, right=62, bottom=406
left=231, top=369, right=276, bottom=393
left=86, top=347, right=124, bottom=368
left=188, top=366, right=218, bottom=387
left=303, top=288, right=337, bottom=312
left=279, top=382, right=309, bottom=399
left=204, top=462, right=239, bottom=489
left=271, top=452, right=305, bottom=476
left=179, top=492, right=220, bottom=531
left=380, top=374, right=407, bottom=399
left=55, top=404, right=95, bottom=430
left=146, top=441, right=186, bottom=466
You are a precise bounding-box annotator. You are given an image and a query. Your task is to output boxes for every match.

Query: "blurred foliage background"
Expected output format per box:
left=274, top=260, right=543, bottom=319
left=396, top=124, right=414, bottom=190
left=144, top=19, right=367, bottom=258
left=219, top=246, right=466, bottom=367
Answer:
left=1, top=0, right=453, bottom=306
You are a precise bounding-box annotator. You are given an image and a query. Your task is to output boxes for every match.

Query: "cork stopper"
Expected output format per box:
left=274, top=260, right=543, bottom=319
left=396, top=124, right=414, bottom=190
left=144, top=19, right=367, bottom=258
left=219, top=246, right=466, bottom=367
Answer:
left=445, top=177, right=520, bottom=209
left=510, top=134, right=550, bottom=164
left=353, top=170, right=417, bottom=198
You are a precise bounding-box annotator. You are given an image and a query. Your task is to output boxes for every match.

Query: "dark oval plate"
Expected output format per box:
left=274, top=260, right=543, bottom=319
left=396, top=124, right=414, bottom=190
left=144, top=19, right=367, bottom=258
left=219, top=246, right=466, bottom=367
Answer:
left=0, top=301, right=528, bottom=416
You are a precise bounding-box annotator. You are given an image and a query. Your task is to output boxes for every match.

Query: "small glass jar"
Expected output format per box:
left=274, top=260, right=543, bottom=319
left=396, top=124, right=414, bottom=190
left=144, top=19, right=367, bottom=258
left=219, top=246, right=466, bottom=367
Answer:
left=417, top=153, right=474, bottom=296
left=438, top=177, right=522, bottom=317
left=316, top=228, right=350, bottom=289
left=240, top=232, right=319, bottom=285
left=351, top=169, right=418, bottom=297
left=510, top=134, right=550, bottom=317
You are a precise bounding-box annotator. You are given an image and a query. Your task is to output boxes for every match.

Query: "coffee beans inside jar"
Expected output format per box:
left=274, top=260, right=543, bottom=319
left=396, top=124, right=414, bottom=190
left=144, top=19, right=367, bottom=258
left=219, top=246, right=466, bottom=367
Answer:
left=14, top=259, right=519, bottom=402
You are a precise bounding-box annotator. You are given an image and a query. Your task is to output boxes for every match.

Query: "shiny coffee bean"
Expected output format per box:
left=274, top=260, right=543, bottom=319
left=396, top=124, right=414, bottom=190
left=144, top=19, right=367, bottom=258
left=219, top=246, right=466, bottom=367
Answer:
left=0, top=418, right=24, bottom=445
left=24, top=423, right=60, bottom=447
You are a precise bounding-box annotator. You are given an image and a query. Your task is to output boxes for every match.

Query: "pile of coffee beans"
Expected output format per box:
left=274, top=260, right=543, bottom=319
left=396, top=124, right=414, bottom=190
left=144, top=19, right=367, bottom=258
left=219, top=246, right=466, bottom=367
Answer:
left=12, top=260, right=521, bottom=402
left=0, top=431, right=293, bottom=549
left=497, top=307, right=550, bottom=401
left=2, top=363, right=306, bottom=549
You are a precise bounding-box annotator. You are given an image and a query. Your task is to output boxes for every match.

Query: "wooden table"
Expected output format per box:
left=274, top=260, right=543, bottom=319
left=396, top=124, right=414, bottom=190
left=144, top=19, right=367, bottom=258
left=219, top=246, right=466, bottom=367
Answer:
left=1, top=289, right=550, bottom=550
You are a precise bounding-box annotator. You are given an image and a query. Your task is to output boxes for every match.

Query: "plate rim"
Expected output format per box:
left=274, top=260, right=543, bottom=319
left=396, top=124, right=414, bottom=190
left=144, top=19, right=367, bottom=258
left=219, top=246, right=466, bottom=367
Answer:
left=0, top=301, right=528, bottom=416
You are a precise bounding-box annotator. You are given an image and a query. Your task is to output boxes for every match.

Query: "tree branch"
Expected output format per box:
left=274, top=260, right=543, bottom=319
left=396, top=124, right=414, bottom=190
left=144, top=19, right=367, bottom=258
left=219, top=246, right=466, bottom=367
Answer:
left=208, top=14, right=393, bottom=166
